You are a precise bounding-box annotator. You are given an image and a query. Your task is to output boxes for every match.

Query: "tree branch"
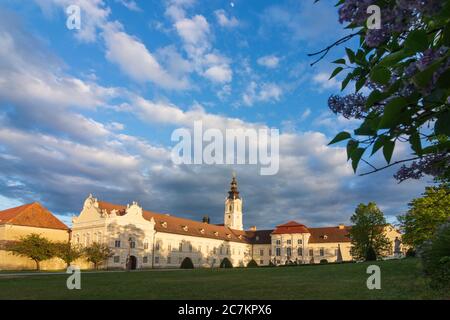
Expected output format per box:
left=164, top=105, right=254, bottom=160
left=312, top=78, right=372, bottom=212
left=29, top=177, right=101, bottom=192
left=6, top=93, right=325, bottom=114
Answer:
left=358, top=157, right=422, bottom=176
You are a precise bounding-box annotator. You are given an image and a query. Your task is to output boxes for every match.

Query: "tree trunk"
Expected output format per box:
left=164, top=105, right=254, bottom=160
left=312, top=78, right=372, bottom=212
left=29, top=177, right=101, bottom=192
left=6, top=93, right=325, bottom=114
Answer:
left=35, top=260, right=40, bottom=271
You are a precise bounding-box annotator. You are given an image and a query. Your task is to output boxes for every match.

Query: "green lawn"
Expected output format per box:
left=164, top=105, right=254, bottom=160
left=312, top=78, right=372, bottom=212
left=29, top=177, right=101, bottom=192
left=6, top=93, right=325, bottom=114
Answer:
left=0, top=258, right=446, bottom=300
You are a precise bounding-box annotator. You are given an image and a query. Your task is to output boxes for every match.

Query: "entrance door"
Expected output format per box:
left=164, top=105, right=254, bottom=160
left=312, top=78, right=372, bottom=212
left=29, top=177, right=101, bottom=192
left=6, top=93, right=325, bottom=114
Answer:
left=128, top=255, right=137, bottom=270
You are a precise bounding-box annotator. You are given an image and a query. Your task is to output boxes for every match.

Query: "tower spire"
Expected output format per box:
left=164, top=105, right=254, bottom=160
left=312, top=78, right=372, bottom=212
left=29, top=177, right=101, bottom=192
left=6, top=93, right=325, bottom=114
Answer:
left=228, top=173, right=240, bottom=199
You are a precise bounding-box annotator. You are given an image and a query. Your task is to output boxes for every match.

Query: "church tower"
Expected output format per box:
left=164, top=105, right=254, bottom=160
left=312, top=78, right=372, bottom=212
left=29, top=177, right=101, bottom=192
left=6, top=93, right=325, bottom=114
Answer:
left=224, top=173, right=243, bottom=230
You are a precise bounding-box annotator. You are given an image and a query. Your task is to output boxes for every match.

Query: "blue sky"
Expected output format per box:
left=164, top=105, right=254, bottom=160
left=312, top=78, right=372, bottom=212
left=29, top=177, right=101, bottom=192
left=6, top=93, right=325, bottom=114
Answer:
left=0, top=0, right=430, bottom=229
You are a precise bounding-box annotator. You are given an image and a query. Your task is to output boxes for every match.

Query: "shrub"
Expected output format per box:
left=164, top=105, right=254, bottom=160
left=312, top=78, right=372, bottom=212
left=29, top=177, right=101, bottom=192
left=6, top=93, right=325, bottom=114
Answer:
left=319, top=259, right=328, bottom=264
left=180, top=257, right=194, bottom=269
left=219, top=257, right=233, bottom=268
left=419, top=222, right=450, bottom=291
left=247, top=259, right=258, bottom=268
left=365, top=246, right=377, bottom=261
left=83, top=242, right=113, bottom=270
left=406, top=248, right=416, bottom=258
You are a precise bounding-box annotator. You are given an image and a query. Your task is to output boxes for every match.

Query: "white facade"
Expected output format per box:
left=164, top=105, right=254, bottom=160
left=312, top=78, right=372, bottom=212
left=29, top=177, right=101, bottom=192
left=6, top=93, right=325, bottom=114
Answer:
left=71, top=177, right=403, bottom=270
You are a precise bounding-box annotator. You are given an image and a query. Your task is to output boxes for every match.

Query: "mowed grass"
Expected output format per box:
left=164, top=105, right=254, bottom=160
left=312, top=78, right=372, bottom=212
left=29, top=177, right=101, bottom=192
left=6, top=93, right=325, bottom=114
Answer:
left=0, top=258, right=446, bottom=300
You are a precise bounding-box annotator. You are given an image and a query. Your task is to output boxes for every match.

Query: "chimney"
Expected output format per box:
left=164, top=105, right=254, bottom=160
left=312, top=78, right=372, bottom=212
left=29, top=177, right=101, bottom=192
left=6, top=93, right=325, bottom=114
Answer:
left=249, top=226, right=257, bottom=231
left=202, top=216, right=210, bottom=224
left=338, top=224, right=345, bottom=230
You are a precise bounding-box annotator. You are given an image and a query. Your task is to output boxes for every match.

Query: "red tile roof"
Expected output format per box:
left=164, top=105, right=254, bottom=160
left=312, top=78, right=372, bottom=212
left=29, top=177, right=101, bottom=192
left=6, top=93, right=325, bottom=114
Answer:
left=308, top=226, right=351, bottom=243
left=271, top=221, right=310, bottom=234
left=97, top=201, right=249, bottom=243
left=0, top=202, right=69, bottom=230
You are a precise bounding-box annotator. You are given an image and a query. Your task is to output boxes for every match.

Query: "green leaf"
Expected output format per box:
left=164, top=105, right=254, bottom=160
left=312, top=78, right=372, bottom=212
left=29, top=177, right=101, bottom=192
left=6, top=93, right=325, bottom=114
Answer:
left=332, top=58, right=346, bottom=64
left=383, top=140, right=395, bottom=164
left=378, top=97, right=408, bottom=129
left=351, top=148, right=365, bottom=173
left=346, top=140, right=359, bottom=160
left=410, top=132, right=422, bottom=155
left=345, top=48, right=355, bottom=63
left=329, top=66, right=344, bottom=80
left=370, top=66, right=391, bottom=85
left=379, top=50, right=408, bottom=67
left=371, top=136, right=387, bottom=156
left=355, top=76, right=366, bottom=92
left=413, top=61, right=441, bottom=88
left=366, top=90, right=389, bottom=107
left=341, top=72, right=353, bottom=91
left=436, top=68, right=450, bottom=89
left=404, top=30, right=428, bottom=53
left=328, top=131, right=351, bottom=145
left=435, top=112, right=450, bottom=136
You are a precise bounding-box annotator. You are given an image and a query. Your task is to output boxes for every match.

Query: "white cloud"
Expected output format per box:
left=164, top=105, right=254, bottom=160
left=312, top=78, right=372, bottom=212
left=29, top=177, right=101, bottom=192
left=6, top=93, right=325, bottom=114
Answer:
left=257, top=55, right=280, bottom=69
left=242, top=82, right=283, bottom=106
left=312, top=72, right=340, bottom=92
left=204, top=65, right=232, bottom=83
left=300, top=108, right=311, bottom=121
left=102, top=23, right=190, bottom=90
left=116, top=0, right=141, bottom=12
left=214, top=9, right=239, bottom=28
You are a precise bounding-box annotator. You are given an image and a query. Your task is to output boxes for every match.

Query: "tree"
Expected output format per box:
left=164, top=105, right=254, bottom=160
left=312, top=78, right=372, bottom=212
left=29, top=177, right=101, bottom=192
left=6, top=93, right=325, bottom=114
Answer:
left=219, top=257, right=233, bottom=268
left=312, top=1, right=450, bottom=182
left=398, top=184, right=450, bottom=247
left=247, top=259, right=258, bottom=268
left=53, top=241, right=83, bottom=268
left=83, top=242, right=113, bottom=270
left=180, top=257, right=194, bottom=269
left=419, top=221, right=450, bottom=290
left=6, top=233, right=55, bottom=270
left=349, top=202, right=392, bottom=260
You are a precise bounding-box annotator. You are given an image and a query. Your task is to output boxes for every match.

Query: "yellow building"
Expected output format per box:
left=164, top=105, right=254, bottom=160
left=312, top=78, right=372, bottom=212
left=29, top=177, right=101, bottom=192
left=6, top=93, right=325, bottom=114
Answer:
left=0, top=202, right=70, bottom=270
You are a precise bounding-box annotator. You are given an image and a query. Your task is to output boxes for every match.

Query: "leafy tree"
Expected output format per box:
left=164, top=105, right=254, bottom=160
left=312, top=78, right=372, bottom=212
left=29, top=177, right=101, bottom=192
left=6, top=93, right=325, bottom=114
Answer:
left=219, top=257, right=233, bottom=268
left=312, top=0, right=450, bottom=182
left=53, top=241, right=83, bottom=268
left=349, top=202, right=392, bottom=260
left=246, top=259, right=258, bottom=268
left=6, top=233, right=55, bottom=270
left=419, top=221, right=450, bottom=290
left=398, top=184, right=450, bottom=247
left=83, top=242, right=113, bottom=270
left=180, top=257, right=194, bottom=269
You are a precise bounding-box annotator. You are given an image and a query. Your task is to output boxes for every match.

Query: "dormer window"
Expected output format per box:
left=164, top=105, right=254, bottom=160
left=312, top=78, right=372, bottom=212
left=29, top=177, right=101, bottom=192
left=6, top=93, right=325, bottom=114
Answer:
left=199, top=228, right=205, bottom=234
left=161, top=221, right=167, bottom=228
left=238, top=235, right=243, bottom=240
left=226, top=234, right=231, bottom=239
left=182, top=225, right=188, bottom=232
left=214, top=231, right=219, bottom=236
left=256, top=236, right=259, bottom=241
left=322, top=235, right=328, bottom=240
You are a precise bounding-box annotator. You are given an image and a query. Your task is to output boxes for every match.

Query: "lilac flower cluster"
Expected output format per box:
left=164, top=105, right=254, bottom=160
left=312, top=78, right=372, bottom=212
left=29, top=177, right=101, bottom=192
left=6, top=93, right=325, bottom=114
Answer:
left=394, top=152, right=450, bottom=182
left=328, top=93, right=367, bottom=119
left=338, top=0, right=444, bottom=48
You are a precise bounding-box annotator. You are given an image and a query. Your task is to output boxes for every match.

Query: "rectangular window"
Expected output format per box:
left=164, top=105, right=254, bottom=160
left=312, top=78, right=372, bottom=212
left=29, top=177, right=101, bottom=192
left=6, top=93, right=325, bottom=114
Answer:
left=179, top=242, right=183, bottom=252
left=260, top=260, right=264, bottom=265
left=167, top=256, right=171, bottom=264
left=298, top=239, right=302, bottom=245
left=189, top=244, right=192, bottom=252
left=260, top=249, right=264, bottom=256
left=115, top=240, right=121, bottom=248
left=113, top=256, right=120, bottom=263
left=155, top=256, right=159, bottom=264
left=276, top=239, right=281, bottom=245
left=287, top=239, right=292, bottom=245
left=298, top=248, right=303, bottom=256
left=276, top=247, right=281, bottom=256
left=220, top=247, right=223, bottom=255
left=178, top=257, right=182, bottom=264
left=143, top=256, right=148, bottom=264
left=213, top=247, right=217, bottom=254
left=155, top=242, right=159, bottom=251
left=287, top=247, right=292, bottom=257
left=320, top=248, right=325, bottom=256
left=130, top=241, right=135, bottom=249
left=144, top=242, right=148, bottom=250
left=269, top=249, right=272, bottom=256
left=309, top=249, right=314, bottom=256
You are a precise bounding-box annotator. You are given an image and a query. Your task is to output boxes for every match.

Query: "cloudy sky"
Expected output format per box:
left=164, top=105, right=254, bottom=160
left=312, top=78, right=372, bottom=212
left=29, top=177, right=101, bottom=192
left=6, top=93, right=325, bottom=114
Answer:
left=0, top=0, right=431, bottom=229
